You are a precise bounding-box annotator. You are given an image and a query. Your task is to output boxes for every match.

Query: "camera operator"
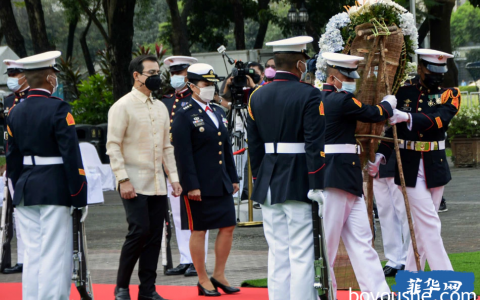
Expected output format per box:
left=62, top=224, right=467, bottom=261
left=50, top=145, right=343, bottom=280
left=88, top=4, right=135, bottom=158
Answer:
left=248, top=62, right=265, bottom=85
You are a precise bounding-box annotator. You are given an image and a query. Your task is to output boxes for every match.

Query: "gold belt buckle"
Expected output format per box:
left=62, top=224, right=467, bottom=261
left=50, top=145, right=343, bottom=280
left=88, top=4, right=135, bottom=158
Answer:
left=415, top=141, right=430, bottom=152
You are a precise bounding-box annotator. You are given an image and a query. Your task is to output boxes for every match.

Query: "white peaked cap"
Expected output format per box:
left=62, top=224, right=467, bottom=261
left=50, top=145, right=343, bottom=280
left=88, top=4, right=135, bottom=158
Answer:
left=16, top=51, right=61, bottom=71
left=266, top=36, right=313, bottom=58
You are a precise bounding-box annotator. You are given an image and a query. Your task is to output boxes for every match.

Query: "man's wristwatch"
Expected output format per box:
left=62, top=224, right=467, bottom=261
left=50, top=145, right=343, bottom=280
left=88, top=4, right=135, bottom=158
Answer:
left=118, top=178, right=130, bottom=184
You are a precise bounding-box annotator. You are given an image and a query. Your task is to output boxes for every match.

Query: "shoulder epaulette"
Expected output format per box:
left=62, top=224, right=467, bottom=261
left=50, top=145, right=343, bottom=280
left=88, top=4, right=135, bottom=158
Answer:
left=183, top=104, right=193, bottom=111
left=441, top=87, right=461, bottom=111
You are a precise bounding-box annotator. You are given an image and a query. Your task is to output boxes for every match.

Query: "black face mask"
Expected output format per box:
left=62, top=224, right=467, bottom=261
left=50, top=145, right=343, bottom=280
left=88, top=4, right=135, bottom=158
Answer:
left=423, top=73, right=444, bottom=90
left=144, top=74, right=162, bottom=91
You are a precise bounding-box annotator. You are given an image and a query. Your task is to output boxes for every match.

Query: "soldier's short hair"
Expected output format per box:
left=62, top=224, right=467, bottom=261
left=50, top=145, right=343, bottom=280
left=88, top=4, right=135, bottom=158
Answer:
left=129, top=55, right=159, bottom=83
left=273, top=53, right=305, bottom=70
left=24, top=69, right=52, bottom=88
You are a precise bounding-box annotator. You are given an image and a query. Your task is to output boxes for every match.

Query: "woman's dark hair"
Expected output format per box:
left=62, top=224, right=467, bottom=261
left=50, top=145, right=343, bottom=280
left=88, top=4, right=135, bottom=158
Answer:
left=129, top=55, right=158, bottom=83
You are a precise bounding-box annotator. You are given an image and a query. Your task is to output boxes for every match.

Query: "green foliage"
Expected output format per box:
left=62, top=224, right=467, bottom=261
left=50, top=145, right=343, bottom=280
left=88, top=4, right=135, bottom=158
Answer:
left=459, top=85, right=478, bottom=93
left=451, top=1, right=480, bottom=48
left=447, top=106, right=480, bottom=140
left=71, top=74, right=115, bottom=125
left=57, top=57, right=84, bottom=101
left=95, top=49, right=113, bottom=86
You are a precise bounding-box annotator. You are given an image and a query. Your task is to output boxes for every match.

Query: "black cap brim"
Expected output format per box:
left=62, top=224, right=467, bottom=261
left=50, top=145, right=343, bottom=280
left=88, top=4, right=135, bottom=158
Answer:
left=169, top=64, right=190, bottom=73
left=328, top=64, right=360, bottom=79
left=422, top=59, right=447, bottom=74
left=274, top=50, right=310, bottom=59
left=5, top=68, right=24, bottom=75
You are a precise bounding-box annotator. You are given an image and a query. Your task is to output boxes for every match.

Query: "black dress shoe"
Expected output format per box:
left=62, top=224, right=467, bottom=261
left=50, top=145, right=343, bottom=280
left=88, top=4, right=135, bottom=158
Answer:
left=138, top=291, right=169, bottom=300
left=165, top=263, right=190, bottom=275
left=197, top=282, right=221, bottom=296
left=383, top=265, right=403, bottom=277
left=184, top=264, right=198, bottom=277
left=211, top=277, right=240, bottom=294
left=114, top=286, right=131, bottom=300
left=439, top=198, right=448, bottom=212
left=2, top=263, right=23, bottom=274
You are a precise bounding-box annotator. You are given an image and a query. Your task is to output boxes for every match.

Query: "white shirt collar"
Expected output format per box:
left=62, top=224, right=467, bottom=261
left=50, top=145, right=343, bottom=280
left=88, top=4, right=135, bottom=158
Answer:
left=30, top=88, right=51, bottom=94
left=193, top=97, right=212, bottom=112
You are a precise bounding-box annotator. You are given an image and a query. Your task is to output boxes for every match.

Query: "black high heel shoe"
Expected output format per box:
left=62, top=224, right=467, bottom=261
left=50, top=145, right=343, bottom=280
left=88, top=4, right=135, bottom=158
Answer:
left=210, top=277, right=240, bottom=294
left=197, top=282, right=221, bottom=297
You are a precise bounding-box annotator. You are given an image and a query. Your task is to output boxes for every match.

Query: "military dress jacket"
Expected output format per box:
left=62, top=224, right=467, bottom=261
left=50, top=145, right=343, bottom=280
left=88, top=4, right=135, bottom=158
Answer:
left=161, top=88, right=193, bottom=124
left=6, top=89, right=87, bottom=207
left=321, top=84, right=393, bottom=197
left=171, top=98, right=239, bottom=196
left=246, top=72, right=326, bottom=205
left=377, top=84, right=460, bottom=188
left=3, top=89, right=29, bottom=151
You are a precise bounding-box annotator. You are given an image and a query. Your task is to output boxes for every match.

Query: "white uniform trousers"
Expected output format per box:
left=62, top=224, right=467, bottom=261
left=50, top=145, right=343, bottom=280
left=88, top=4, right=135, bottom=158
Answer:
left=324, top=188, right=390, bottom=299
left=13, top=209, right=25, bottom=264
left=261, top=189, right=317, bottom=300
left=404, top=160, right=452, bottom=271
left=374, top=177, right=410, bottom=269
left=16, top=200, right=73, bottom=300
left=167, top=180, right=208, bottom=264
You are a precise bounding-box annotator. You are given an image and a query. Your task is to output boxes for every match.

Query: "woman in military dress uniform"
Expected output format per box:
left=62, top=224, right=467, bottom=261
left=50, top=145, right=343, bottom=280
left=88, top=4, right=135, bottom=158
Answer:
left=171, top=63, right=240, bottom=297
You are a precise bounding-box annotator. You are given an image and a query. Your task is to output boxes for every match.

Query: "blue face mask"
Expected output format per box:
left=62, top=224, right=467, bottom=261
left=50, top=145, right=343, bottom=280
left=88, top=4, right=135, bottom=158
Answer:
left=170, top=75, right=186, bottom=90
left=334, top=76, right=356, bottom=94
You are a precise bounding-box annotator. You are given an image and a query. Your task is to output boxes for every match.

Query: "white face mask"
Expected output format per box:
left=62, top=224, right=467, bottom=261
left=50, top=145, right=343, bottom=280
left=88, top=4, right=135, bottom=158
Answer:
left=7, top=76, right=24, bottom=92
left=193, top=84, right=215, bottom=102
left=333, top=76, right=356, bottom=94
left=47, top=75, right=58, bottom=94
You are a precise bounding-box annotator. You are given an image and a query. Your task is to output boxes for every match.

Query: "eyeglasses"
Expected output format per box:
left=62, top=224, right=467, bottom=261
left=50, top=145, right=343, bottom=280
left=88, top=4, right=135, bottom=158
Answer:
left=142, top=70, right=161, bottom=76
left=265, top=64, right=276, bottom=69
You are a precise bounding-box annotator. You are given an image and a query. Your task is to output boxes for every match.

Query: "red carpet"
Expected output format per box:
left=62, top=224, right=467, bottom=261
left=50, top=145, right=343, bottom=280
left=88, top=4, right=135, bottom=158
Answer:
left=0, top=283, right=370, bottom=300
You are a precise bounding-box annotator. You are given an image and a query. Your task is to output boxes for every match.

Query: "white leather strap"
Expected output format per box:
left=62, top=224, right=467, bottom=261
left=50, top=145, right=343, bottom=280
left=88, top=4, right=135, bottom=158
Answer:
left=324, top=144, right=361, bottom=154
left=264, top=143, right=306, bottom=154
left=23, top=156, right=64, bottom=165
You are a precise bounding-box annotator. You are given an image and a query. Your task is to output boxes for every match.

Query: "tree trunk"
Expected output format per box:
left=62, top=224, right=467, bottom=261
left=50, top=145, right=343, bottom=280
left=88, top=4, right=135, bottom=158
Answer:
left=305, top=20, right=319, bottom=53
left=66, top=15, right=79, bottom=61
left=231, top=0, right=246, bottom=50
left=254, top=0, right=271, bottom=49
left=428, top=0, right=458, bottom=87
left=165, top=0, right=191, bottom=55
left=107, top=0, right=137, bottom=100
left=0, top=0, right=28, bottom=57
left=417, top=17, right=430, bottom=47
left=24, top=0, right=54, bottom=53
left=80, top=17, right=95, bottom=76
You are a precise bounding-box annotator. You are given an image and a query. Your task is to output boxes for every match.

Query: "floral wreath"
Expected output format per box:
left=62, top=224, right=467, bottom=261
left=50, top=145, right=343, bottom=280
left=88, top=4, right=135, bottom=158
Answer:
left=315, top=0, right=418, bottom=89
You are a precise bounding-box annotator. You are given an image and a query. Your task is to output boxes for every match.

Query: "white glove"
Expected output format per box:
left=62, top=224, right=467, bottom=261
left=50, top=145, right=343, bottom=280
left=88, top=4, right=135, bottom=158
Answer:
left=381, top=95, right=397, bottom=109
left=389, top=109, right=410, bottom=125
left=308, top=189, right=325, bottom=205
left=70, top=206, right=88, bottom=223
left=367, top=153, right=385, bottom=177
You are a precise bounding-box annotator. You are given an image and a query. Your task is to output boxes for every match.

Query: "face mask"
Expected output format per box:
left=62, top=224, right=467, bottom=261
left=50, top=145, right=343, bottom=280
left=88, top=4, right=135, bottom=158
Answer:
left=144, top=74, right=162, bottom=91
left=423, top=73, right=444, bottom=90
left=193, top=85, right=215, bottom=102
left=7, top=76, right=24, bottom=92
left=170, top=75, right=186, bottom=90
left=265, top=67, right=276, bottom=79
left=334, top=76, right=356, bottom=94
left=297, top=61, right=307, bottom=79
left=47, top=75, right=58, bottom=94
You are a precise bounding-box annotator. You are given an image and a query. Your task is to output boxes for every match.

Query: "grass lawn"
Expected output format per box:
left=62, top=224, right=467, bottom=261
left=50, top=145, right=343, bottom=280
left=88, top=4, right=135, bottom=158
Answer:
left=0, top=156, right=5, bottom=167
left=241, top=251, right=480, bottom=294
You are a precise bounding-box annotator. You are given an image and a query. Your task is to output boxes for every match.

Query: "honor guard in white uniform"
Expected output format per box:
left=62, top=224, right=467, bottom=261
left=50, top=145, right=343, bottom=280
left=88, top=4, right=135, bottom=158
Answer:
left=372, top=154, right=410, bottom=277
left=7, top=51, right=88, bottom=299
left=320, top=53, right=395, bottom=299
left=161, top=56, right=208, bottom=277
left=2, top=59, right=28, bottom=275
left=247, top=36, right=326, bottom=300
left=371, top=49, right=458, bottom=272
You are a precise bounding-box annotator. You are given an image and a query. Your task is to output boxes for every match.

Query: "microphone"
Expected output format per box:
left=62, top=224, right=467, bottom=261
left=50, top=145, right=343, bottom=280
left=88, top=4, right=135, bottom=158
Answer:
left=216, top=44, right=235, bottom=65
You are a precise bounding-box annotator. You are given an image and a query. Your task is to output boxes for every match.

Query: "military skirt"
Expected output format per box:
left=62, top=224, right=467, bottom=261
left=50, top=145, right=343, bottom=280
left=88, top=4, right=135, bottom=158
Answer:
left=180, top=188, right=236, bottom=231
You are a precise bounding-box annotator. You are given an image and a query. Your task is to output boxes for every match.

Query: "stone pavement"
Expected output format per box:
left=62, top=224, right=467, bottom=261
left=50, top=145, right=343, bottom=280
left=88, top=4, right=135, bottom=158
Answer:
left=1, top=166, right=479, bottom=287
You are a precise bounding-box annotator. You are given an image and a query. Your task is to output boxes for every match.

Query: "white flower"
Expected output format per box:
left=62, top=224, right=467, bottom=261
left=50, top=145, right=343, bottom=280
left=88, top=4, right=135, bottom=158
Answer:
left=471, top=120, right=478, bottom=125
left=399, top=12, right=418, bottom=51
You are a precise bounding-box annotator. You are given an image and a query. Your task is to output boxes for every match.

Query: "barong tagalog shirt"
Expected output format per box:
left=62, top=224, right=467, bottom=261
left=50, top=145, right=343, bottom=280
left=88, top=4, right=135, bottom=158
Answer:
left=106, top=87, right=179, bottom=196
